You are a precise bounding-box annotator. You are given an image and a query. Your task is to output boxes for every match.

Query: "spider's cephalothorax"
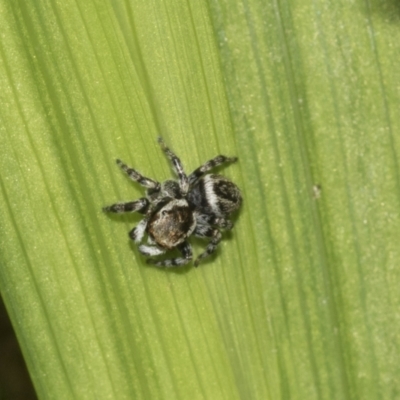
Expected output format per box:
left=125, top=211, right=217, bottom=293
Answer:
left=103, top=138, right=242, bottom=267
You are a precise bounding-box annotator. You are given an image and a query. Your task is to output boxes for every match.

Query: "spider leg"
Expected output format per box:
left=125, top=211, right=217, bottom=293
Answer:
left=103, top=197, right=149, bottom=214
left=139, top=244, right=166, bottom=257
left=188, top=155, right=238, bottom=185
left=147, top=241, right=193, bottom=267
left=198, top=214, right=233, bottom=230
left=213, top=217, right=233, bottom=230
left=193, top=226, right=222, bottom=267
left=157, top=137, right=189, bottom=195
left=147, top=235, right=156, bottom=245
left=129, top=218, right=148, bottom=243
left=202, top=215, right=233, bottom=230
left=116, top=159, right=160, bottom=190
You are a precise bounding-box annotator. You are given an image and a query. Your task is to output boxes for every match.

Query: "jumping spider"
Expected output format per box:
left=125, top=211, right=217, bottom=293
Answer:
left=103, top=138, right=242, bottom=267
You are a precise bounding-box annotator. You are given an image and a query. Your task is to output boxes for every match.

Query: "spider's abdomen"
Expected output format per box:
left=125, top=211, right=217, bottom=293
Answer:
left=147, top=199, right=196, bottom=249
left=189, top=174, right=242, bottom=217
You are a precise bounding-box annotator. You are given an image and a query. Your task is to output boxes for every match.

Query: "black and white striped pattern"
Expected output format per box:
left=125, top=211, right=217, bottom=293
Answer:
left=157, top=137, right=189, bottom=195
left=116, top=159, right=160, bottom=190
left=129, top=218, right=148, bottom=243
left=102, top=198, right=149, bottom=214
left=193, top=229, right=222, bottom=267
left=188, top=155, right=237, bottom=185
left=147, top=241, right=193, bottom=267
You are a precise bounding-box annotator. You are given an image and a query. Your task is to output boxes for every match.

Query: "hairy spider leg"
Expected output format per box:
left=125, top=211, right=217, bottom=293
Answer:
left=193, top=226, right=222, bottom=267
left=103, top=198, right=149, bottom=213
left=147, top=241, right=193, bottom=267
left=213, top=217, right=234, bottom=230
left=138, top=244, right=166, bottom=257
left=197, top=214, right=234, bottom=230
left=188, top=155, right=238, bottom=185
left=116, top=159, right=160, bottom=190
left=129, top=218, right=149, bottom=243
left=157, top=137, right=189, bottom=195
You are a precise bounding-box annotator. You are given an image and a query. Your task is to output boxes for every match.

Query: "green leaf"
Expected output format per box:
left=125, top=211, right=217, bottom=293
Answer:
left=1, top=0, right=400, bottom=399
